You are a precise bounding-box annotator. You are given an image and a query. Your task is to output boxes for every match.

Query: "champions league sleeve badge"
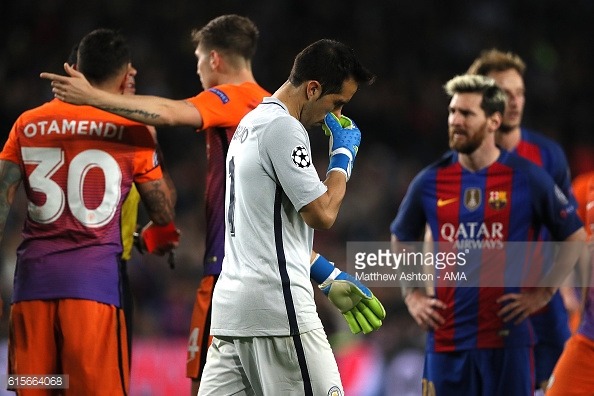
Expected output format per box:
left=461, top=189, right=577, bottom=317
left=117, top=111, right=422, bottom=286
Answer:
left=291, top=145, right=311, bottom=168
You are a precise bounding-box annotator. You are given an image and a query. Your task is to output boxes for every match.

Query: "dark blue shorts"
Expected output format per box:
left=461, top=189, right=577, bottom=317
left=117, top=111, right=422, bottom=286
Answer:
left=423, top=347, right=534, bottom=396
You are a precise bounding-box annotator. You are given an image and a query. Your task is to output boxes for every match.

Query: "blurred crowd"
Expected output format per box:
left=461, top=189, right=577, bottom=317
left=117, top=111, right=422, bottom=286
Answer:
left=1, top=1, right=593, bottom=394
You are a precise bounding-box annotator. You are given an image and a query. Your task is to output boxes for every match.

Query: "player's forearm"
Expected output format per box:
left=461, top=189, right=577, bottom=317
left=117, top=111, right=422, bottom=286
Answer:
left=540, top=228, right=588, bottom=289
left=154, top=146, right=178, bottom=206
left=90, top=91, right=177, bottom=126
left=137, top=179, right=176, bottom=226
left=300, top=172, right=346, bottom=230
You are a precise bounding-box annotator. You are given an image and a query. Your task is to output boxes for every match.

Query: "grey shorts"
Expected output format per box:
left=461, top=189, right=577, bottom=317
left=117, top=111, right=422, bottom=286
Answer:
left=198, top=328, right=344, bottom=396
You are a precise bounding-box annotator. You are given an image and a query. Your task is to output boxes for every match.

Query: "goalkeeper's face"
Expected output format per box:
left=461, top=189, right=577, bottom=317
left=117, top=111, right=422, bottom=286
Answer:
left=300, top=78, right=358, bottom=129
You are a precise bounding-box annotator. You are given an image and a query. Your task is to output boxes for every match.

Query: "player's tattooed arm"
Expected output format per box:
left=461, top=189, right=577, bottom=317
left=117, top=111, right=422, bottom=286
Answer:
left=100, top=106, right=160, bottom=120
left=137, top=178, right=175, bottom=226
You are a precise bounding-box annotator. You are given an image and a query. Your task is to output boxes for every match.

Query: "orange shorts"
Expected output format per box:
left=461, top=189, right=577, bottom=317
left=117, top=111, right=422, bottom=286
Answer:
left=186, top=275, right=217, bottom=380
left=8, top=299, right=129, bottom=396
left=546, top=333, right=594, bottom=395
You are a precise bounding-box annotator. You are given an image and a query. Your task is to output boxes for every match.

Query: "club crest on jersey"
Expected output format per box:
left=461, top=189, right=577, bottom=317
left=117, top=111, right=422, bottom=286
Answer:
left=488, top=191, right=507, bottom=210
left=327, top=386, right=343, bottom=396
left=291, top=145, right=311, bottom=168
left=464, top=188, right=481, bottom=211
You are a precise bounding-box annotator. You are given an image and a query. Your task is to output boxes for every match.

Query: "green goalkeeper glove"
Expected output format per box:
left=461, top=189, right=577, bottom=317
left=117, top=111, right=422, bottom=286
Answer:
left=311, top=254, right=386, bottom=334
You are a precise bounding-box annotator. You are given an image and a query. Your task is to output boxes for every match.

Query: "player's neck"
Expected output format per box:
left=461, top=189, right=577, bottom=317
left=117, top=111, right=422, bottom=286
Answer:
left=495, top=127, right=521, bottom=151
left=459, top=145, right=501, bottom=173
left=218, top=69, right=257, bottom=86
left=273, top=81, right=302, bottom=120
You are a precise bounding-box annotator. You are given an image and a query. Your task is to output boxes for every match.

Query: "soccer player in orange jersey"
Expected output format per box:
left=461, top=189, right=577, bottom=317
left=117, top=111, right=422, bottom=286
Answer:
left=0, top=29, right=176, bottom=395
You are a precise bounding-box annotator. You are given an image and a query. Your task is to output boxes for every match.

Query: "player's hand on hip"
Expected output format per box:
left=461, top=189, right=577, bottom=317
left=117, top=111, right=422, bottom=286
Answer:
left=322, top=112, right=361, bottom=181
left=496, top=288, right=554, bottom=325
left=404, top=290, right=447, bottom=331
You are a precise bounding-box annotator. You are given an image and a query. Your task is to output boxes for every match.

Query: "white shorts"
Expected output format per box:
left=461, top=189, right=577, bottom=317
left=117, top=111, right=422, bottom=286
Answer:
left=198, top=328, right=344, bottom=396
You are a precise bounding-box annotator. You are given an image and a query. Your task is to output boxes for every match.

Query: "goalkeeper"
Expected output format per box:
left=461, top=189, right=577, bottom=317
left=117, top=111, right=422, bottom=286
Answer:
left=197, top=39, right=376, bottom=395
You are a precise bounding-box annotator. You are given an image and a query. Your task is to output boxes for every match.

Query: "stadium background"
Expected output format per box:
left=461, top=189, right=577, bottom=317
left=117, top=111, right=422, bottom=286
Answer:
left=1, top=1, right=593, bottom=394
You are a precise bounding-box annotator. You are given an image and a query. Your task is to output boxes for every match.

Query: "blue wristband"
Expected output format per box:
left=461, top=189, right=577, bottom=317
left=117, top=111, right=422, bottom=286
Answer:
left=328, top=153, right=350, bottom=175
left=310, top=254, right=336, bottom=284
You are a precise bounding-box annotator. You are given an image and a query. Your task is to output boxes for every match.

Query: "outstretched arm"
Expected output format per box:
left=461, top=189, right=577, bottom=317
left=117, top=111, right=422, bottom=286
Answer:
left=41, top=64, right=203, bottom=128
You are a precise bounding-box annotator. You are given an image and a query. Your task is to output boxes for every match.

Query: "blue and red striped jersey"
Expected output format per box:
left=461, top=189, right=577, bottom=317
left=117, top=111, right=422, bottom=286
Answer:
left=515, top=128, right=573, bottom=205
left=390, top=149, right=582, bottom=352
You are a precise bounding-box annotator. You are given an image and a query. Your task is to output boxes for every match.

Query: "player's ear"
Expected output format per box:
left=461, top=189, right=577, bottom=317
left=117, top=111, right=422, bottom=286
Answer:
left=116, top=70, right=129, bottom=94
left=489, top=111, right=503, bottom=132
left=210, top=50, right=220, bottom=70
left=306, top=80, right=322, bottom=100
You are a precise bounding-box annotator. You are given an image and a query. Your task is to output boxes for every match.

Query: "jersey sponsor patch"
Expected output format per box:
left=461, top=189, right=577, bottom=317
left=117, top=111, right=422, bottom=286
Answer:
left=291, top=145, right=311, bottom=168
left=464, top=187, right=481, bottom=211
left=207, top=88, right=230, bottom=104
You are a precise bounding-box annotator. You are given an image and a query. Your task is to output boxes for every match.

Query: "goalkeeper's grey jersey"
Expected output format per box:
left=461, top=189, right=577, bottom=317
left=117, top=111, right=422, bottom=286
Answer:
left=211, top=97, right=327, bottom=337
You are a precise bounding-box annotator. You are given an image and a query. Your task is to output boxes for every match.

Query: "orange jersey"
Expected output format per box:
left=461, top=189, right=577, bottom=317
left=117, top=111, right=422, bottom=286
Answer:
left=570, top=172, right=594, bottom=339
left=572, top=171, right=594, bottom=237
left=0, top=99, right=162, bottom=306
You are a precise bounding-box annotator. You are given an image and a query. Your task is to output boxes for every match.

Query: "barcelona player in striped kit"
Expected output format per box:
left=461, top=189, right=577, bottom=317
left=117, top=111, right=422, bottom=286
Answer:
left=391, top=74, right=586, bottom=395
left=467, top=49, right=577, bottom=392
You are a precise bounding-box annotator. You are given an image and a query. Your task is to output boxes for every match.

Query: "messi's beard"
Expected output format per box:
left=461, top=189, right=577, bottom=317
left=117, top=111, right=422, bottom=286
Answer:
left=449, top=124, right=487, bottom=155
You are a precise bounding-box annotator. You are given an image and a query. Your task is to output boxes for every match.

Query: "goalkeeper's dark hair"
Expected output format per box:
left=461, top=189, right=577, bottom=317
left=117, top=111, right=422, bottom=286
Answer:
left=467, top=48, right=526, bottom=76
left=191, top=15, right=259, bottom=66
left=77, top=29, right=130, bottom=85
left=444, top=74, right=506, bottom=117
left=289, top=39, right=375, bottom=96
